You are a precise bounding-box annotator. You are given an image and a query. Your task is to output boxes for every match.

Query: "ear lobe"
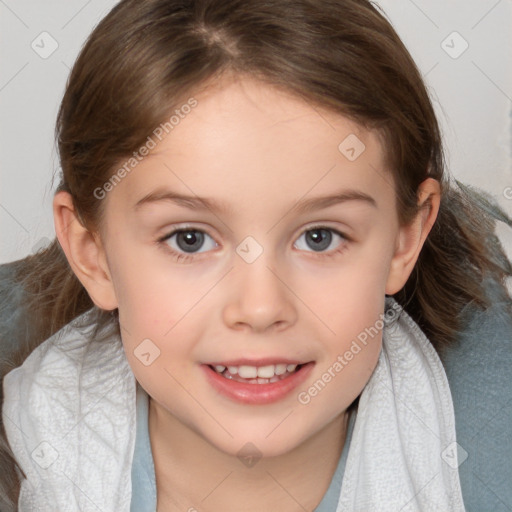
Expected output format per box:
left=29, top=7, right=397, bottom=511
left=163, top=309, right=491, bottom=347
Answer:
left=385, top=178, right=440, bottom=295
left=53, top=190, right=118, bottom=311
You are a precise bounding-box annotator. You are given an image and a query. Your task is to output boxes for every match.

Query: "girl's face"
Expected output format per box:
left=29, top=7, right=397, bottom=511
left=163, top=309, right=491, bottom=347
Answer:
left=99, top=76, right=412, bottom=457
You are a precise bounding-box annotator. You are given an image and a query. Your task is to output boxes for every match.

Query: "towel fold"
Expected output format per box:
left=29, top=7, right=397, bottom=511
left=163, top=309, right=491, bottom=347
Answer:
left=2, top=312, right=136, bottom=511
left=337, top=297, right=465, bottom=511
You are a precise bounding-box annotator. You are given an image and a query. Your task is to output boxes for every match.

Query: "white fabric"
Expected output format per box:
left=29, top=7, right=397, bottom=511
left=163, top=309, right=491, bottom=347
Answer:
left=2, top=312, right=136, bottom=511
left=2, top=298, right=465, bottom=511
left=337, top=298, right=466, bottom=511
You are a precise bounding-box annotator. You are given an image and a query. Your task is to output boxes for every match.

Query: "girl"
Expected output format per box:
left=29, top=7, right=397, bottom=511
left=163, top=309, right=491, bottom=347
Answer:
left=1, top=0, right=511, bottom=510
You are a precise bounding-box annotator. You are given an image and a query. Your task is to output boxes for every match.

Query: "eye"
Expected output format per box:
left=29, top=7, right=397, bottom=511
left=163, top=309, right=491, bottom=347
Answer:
left=157, top=224, right=350, bottom=263
left=294, top=226, right=349, bottom=257
left=158, top=227, right=217, bottom=262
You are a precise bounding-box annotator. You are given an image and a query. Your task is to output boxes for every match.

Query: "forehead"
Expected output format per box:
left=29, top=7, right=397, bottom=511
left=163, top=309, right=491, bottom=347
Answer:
left=108, top=75, right=395, bottom=216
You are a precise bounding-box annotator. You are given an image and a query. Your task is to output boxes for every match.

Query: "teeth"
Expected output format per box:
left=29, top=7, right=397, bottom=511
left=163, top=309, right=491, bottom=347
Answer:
left=275, top=364, right=287, bottom=375
left=256, top=365, right=275, bottom=378
left=212, top=363, right=302, bottom=379
left=238, top=365, right=258, bottom=378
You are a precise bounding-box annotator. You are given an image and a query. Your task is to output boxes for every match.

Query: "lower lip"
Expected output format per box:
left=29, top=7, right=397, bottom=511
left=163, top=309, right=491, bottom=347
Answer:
left=201, top=362, right=315, bottom=405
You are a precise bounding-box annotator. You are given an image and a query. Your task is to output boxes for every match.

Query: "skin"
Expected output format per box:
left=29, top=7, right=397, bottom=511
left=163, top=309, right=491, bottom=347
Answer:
left=53, top=75, right=440, bottom=512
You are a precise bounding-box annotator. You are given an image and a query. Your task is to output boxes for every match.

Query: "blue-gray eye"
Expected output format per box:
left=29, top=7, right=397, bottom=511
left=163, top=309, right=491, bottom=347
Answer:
left=295, top=227, right=346, bottom=253
left=162, top=229, right=217, bottom=254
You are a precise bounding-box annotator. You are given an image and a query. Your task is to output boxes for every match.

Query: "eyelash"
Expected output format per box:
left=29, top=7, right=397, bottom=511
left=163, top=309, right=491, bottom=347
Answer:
left=157, top=224, right=351, bottom=263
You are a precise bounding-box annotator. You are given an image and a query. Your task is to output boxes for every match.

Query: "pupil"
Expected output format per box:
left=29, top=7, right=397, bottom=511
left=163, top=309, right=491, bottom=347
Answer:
left=177, top=231, right=203, bottom=253
left=307, top=229, right=331, bottom=251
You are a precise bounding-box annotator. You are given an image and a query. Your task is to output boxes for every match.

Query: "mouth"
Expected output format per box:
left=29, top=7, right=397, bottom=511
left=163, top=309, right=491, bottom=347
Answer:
left=207, top=362, right=307, bottom=384
left=201, top=360, right=315, bottom=405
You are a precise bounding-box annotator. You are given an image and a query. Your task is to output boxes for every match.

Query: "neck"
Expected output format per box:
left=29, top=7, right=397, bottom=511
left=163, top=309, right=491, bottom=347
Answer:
left=149, top=398, right=349, bottom=512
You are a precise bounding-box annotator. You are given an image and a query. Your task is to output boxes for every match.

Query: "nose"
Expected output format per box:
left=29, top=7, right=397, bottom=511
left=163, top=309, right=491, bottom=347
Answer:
left=222, top=251, right=298, bottom=333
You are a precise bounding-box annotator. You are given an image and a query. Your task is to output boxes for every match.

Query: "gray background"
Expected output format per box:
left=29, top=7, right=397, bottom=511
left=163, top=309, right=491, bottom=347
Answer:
left=1, top=0, right=511, bottom=267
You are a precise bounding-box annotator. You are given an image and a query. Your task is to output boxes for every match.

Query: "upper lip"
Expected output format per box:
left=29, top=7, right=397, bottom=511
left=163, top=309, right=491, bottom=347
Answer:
left=204, top=358, right=312, bottom=367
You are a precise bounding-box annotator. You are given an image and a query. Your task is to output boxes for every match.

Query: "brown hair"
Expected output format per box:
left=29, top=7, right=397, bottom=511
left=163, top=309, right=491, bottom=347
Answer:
left=1, top=0, right=511, bottom=508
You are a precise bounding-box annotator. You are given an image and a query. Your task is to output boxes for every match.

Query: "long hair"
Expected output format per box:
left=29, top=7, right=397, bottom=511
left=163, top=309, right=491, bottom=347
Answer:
left=1, top=0, right=511, bottom=508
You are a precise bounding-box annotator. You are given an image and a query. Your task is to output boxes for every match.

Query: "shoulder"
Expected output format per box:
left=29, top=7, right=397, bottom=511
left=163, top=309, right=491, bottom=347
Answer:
left=440, top=277, right=512, bottom=511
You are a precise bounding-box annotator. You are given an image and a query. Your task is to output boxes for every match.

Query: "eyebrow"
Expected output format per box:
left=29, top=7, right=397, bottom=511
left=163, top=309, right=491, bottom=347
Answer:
left=133, top=187, right=377, bottom=214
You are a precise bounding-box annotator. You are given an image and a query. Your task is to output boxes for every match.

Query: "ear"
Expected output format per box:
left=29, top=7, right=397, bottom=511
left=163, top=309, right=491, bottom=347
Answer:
left=385, top=178, right=441, bottom=295
left=53, top=190, right=118, bottom=310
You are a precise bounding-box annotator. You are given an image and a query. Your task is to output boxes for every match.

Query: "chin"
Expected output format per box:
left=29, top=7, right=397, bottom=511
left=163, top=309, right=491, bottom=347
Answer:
left=205, top=423, right=309, bottom=460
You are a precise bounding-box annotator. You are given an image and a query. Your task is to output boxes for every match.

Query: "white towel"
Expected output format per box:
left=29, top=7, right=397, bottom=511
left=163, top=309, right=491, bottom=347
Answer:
left=2, top=297, right=465, bottom=511
left=337, top=297, right=466, bottom=511
left=2, top=313, right=136, bottom=511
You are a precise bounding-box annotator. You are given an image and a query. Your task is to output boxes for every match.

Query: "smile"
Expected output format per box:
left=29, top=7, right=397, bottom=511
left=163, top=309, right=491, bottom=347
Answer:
left=209, top=363, right=304, bottom=384
left=201, top=361, right=315, bottom=405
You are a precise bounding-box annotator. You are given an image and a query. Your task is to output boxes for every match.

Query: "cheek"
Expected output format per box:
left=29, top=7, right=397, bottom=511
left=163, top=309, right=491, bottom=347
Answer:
left=293, top=242, right=389, bottom=408
left=109, top=247, right=219, bottom=382
left=297, top=242, right=391, bottom=330
left=294, top=317, right=382, bottom=432
left=109, top=240, right=204, bottom=334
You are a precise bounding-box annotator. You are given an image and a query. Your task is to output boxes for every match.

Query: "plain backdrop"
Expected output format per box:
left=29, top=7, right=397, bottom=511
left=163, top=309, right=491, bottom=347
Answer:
left=1, top=0, right=511, bottom=264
